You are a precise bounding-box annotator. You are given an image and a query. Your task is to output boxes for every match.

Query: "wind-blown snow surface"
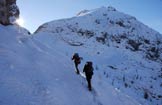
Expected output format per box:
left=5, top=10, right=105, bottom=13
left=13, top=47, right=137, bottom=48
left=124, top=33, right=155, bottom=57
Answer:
left=0, top=25, right=141, bottom=105
left=35, top=7, right=162, bottom=105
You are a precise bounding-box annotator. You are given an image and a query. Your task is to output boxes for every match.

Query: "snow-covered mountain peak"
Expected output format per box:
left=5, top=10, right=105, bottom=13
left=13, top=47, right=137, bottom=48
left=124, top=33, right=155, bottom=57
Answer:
left=107, top=6, right=116, bottom=11
left=36, top=6, right=162, bottom=57
left=92, top=6, right=117, bottom=12
left=76, top=9, right=90, bottom=16
left=76, top=6, right=117, bottom=17
left=75, top=6, right=133, bottom=20
left=34, top=6, right=162, bottom=105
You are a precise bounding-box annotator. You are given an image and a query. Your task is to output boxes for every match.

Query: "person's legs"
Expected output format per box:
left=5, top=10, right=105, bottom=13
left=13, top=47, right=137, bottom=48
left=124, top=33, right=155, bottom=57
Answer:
left=74, top=62, right=79, bottom=74
left=87, top=78, right=92, bottom=91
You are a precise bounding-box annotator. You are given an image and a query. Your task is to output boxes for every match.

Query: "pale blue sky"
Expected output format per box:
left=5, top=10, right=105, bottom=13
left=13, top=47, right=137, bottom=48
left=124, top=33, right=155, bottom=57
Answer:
left=17, top=0, right=162, bottom=34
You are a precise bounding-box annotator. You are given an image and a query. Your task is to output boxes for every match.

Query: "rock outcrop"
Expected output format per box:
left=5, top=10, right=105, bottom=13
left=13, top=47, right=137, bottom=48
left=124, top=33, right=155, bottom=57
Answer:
left=0, top=0, right=19, bottom=25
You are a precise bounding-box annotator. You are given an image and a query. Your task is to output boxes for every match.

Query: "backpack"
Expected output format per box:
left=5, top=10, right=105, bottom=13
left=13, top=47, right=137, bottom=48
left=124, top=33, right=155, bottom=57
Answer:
left=87, top=61, right=92, bottom=66
left=73, top=53, right=81, bottom=64
left=86, top=61, right=93, bottom=75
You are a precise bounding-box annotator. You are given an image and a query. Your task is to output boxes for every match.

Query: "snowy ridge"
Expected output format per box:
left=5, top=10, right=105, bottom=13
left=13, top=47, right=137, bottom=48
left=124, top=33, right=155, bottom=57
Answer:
left=76, top=6, right=116, bottom=16
left=35, top=6, right=162, bottom=105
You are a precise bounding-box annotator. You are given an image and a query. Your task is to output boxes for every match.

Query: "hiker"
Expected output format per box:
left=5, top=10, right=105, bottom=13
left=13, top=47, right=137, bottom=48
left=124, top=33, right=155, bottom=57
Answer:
left=72, top=53, right=81, bottom=74
left=83, top=61, right=94, bottom=91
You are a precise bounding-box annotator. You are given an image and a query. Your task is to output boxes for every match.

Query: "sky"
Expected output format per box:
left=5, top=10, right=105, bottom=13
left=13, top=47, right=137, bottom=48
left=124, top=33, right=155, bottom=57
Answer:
left=17, top=0, right=162, bottom=34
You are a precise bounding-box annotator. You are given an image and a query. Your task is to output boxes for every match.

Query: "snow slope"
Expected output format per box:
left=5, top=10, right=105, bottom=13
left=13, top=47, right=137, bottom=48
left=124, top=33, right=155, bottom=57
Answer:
left=0, top=24, right=141, bottom=105
left=35, top=6, right=162, bottom=105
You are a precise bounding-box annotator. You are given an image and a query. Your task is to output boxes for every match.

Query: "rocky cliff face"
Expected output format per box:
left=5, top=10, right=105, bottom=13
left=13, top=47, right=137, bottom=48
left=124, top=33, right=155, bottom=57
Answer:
left=0, top=0, right=19, bottom=25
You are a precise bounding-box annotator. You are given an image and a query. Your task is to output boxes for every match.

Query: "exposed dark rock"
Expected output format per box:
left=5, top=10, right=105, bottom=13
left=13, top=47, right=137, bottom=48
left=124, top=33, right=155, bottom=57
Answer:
left=146, top=47, right=160, bottom=60
left=116, top=20, right=125, bottom=27
left=0, top=0, right=19, bottom=25
left=77, top=29, right=94, bottom=38
left=127, top=39, right=142, bottom=51
left=144, top=91, right=149, bottom=99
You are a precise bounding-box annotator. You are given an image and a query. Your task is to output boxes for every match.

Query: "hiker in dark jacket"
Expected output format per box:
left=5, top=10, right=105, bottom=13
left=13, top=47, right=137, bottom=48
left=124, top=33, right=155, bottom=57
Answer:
left=83, top=61, right=94, bottom=91
left=72, top=53, right=81, bottom=74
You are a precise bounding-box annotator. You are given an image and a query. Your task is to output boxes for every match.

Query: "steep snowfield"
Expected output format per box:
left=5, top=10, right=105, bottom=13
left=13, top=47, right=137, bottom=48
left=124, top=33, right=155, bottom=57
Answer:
left=0, top=25, right=141, bottom=105
left=35, top=7, right=162, bottom=105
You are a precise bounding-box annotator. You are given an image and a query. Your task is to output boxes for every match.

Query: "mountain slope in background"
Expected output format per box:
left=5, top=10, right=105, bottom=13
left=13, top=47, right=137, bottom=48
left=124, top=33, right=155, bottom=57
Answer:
left=35, top=6, right=162, bottom=105
left=36, top=6, right=162, bottom=62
